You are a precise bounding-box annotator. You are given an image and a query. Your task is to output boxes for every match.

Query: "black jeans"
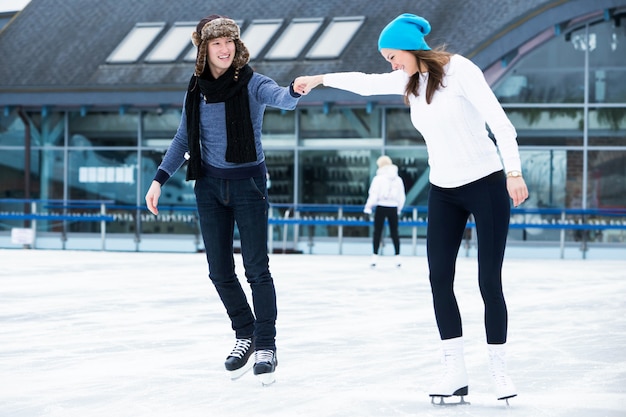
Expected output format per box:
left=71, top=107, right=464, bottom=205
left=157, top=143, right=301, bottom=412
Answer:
left=372, top=206, right=400, bottom=255
left=426, top=171, right=510, bottom=344
left=195, top=174, right=277, bottom=351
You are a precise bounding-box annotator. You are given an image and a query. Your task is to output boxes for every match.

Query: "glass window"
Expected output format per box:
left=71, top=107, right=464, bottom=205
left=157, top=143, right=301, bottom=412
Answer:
left=297, top=150, right=372, bottom=238
left=493, top=29, right=585, bottom=103
left=67, top=149, right=138, bottom=205
left=505, top=108, right=584, bottom=146
left=184, top=44, right=197, bottom=62
left=35, top=148, right=65, bottom=201
left=262, top=108, right=295, bottom=146
left=299, top=150, right=371, bottom=205
left=508, top=149, right=571, bottom=243
left=588, top=107, right=626, bottom=145
left=106, top=23, right=165, bottom=63
left=141, top=150, right=195, bottom=205
left=518, top=149, right=568, bottom=208
left=136, top=150, right=198, bottom=236
left=146, top=23, right=196, bottom=62
left=265, top=150, right=294, bottom=205
left=586, top=20, right=626, bottom=103
left=298, top=107, right=382, bottom=146
left=265, top=18, right=323, bottom=60
left=588, top=150, right=626, bottom=209
left=25, top=111, right=65, bottom=146
left=0, top=112, right=25, bottom=147
left=306, top=16, right=364, bottom=59
left=385, top=108, right=425, bottom=145
left=0, top=149, right=27, bottom=199
left=69, top=111, right=139, bottom=147
left=142, top=108, right=181, bottom=147
left=0, top=148, right=67, bottom=233
left=241, top=19, right=283, bottom=60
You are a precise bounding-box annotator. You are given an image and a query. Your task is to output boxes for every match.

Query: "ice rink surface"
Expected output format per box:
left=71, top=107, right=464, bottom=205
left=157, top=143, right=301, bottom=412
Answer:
left=1, top=248, right=625, bottom=417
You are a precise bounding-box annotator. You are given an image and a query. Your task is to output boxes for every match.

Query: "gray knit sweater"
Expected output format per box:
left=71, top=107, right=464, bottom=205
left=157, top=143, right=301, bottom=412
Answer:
left=154, top=72, right=300, bottom=183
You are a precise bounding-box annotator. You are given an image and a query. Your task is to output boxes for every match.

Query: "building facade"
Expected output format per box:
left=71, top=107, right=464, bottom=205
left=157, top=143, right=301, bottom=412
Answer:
left=1, top=0, right=625, bottom=249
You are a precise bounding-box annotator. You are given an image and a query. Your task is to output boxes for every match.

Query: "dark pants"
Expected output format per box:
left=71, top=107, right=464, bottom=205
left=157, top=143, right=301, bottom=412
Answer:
left=372, top=206, right=400, bottom=255
left=426, top=171, right=510, bottom=344
left=195, top=174, right=277, bottom=351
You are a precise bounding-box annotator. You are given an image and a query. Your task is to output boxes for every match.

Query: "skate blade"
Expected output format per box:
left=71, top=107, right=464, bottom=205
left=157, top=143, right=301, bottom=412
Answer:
left=498, top=393, right=517, bottom=406
left=228, top=361, right=253, bottom=381
left=430, top=395, right=470, bottom=406
left=430, top=387, right=470, bottom=406
left=256, top=372, right=276, bottom=386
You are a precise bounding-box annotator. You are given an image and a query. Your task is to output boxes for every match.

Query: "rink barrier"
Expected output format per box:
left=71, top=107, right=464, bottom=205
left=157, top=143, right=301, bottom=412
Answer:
left=267, top=204, right=626, bottom=259
left=1, top=199, right=625, bottom=258
left=0, top=199, right=115, bottom=250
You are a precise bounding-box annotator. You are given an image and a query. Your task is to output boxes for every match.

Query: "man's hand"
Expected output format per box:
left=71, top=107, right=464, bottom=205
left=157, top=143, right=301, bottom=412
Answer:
left=145, top=181, right=162, bottom=215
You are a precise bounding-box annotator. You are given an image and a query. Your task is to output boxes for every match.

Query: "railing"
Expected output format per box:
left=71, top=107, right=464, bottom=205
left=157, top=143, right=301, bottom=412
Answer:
left=0, top=199, right=115, bottom=250
left=267, top=204, right=626, bottom=259
left=0, top=199, right=200, bottom=251
left=1, top=199, right=625, bottom=258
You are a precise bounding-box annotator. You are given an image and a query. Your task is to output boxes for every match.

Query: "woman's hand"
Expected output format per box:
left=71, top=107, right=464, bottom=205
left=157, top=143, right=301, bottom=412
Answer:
left=506, top=177, right=529, bottom=207
left=293, top=75, right=324, bottom=95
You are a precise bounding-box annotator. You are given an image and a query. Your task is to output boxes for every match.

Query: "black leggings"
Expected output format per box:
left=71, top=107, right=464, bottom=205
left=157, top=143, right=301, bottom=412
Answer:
left=373, top=206, right=400, bottom=255
left=426, top=171, right=511, bottom=344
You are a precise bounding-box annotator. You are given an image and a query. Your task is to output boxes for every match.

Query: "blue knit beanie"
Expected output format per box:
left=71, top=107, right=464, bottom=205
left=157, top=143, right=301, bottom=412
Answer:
left=378, top=13, right=432, bottom=51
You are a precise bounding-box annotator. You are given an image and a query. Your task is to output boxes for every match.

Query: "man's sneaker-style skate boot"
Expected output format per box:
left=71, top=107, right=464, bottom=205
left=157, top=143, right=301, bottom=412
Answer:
left=488, top=343, right=517, bottom=403
left=225, top=338, right=254, bottom=380
left=253, top=349, right=277, bottom=386
left=430, top=337, right=469, bottom=404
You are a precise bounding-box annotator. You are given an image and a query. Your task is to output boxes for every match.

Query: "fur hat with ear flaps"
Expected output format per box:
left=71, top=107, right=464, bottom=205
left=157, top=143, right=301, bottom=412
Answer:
left=191, top=15, right=250, bottom=77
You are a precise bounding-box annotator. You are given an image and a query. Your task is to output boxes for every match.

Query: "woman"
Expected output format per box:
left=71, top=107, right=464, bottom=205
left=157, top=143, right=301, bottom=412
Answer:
left=364, top=155, right=406, bottom=267
left=145, top=15, right=302, bottom=386
left=295, top=13, right=528, bottom=402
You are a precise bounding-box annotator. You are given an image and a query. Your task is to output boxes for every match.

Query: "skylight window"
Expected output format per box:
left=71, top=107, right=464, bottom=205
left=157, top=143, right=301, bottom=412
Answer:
left=239, top=19, right=284, bottom=60
left=146, top=22, right=196, bottom=62
left=106, top=23, right=165, bottom=63
left=265, top=18, right=323, bottom=60
left=306, top=16, right=365, bottom=59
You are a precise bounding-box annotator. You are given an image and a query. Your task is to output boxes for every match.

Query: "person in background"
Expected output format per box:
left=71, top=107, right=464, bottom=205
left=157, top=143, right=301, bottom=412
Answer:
left=294, top=12, right=528, bottom=403
left=364, top=155, right=406, bottom=268
left=145, top=14, right=302, bottom=386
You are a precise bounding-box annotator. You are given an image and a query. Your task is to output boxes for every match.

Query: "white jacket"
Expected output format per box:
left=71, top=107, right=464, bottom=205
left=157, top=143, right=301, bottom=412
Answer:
left=364, top=164, right=406, bottom=214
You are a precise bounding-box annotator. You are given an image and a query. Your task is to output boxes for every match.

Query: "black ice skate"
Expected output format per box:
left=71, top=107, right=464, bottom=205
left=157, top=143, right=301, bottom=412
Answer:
left=225, top=338, right=254, bottom=380
left=253, top=349, right=277, bottom=386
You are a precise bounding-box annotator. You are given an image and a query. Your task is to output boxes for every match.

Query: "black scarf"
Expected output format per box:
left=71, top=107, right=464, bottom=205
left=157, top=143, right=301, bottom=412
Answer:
left=185, top=65, right=255, bottom=180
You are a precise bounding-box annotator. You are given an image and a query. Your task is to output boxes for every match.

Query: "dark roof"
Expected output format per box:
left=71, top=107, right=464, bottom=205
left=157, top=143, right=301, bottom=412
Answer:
left=1, top=0, right=625, bottom=108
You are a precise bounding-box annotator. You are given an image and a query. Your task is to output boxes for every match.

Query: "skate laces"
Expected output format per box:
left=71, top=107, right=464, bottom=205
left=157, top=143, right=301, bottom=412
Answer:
left=228, top=338, right=252, bottom=359
left=439, top=352, right=458, bottom=379
left=255, top=349, right=274, bottom=364
left=443, top=350, right=461, bottom=368
left=489, top=348, right=510, bottom=385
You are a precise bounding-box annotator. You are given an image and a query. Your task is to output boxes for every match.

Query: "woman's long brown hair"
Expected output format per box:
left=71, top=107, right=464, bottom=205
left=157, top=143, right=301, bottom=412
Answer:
left=404, top=47, right=452, bottom=105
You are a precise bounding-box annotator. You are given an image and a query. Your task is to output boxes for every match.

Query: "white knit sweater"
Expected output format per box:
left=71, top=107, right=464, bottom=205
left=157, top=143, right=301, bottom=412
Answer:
left=323, top=55, right=522, bottom=188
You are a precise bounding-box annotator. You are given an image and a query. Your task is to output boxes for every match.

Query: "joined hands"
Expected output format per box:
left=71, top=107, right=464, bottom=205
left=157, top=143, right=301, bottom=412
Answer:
left=293, top=75, right=324, bottom=95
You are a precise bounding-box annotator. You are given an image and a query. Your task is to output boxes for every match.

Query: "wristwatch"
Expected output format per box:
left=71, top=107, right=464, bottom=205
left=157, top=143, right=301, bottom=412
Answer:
left=506, top=170, right=523, bottom=178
